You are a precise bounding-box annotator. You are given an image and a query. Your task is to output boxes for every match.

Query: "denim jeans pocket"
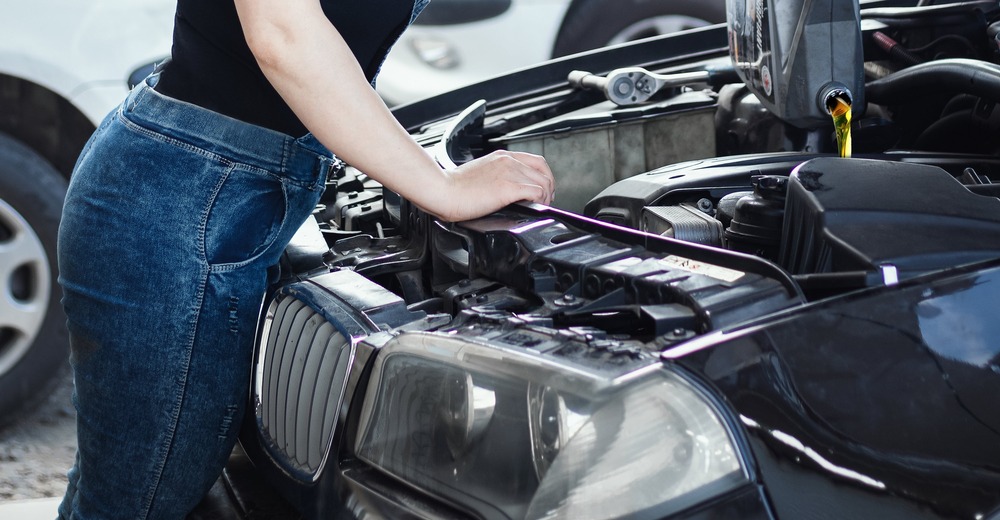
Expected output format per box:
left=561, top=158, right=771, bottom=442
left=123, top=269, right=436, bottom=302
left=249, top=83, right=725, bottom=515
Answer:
left=203, top=161, right=328, bottom=271
left=203, top=164, right=289, bottom=268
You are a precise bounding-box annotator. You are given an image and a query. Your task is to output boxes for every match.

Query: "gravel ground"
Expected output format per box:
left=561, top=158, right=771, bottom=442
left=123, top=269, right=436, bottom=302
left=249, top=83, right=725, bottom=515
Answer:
left=0, top=371, right=77, bottom=502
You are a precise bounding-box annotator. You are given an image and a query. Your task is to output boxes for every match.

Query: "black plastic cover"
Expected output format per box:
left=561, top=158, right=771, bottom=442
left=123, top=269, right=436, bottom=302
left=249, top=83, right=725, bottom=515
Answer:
left=435, top=204, right=804, bottom=332
left=779, top=157, right=1000, bottom=276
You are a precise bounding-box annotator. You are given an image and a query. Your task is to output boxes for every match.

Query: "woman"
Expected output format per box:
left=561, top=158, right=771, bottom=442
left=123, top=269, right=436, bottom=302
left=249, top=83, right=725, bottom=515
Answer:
left=56, top=0, right=554, bottom=518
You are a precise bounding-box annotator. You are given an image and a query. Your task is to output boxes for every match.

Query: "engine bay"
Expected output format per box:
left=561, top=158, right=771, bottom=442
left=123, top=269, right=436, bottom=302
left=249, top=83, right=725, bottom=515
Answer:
left=238, top=2, right=1000, bottom=517
left=288, top=0, right=1000, bottom=350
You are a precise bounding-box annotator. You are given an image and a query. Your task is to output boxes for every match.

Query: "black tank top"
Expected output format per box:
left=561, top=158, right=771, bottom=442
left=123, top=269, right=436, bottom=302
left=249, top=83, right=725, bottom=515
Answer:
left=155, top=0, right=417, bottom=137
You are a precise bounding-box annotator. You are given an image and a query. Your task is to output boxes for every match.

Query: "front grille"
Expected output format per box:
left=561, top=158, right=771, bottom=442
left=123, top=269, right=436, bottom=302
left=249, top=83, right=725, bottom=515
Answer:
left=257, top=294, right=353, bottom=477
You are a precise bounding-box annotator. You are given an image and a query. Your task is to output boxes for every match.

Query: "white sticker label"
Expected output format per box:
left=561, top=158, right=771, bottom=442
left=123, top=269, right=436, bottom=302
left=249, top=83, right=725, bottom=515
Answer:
left=660, top=256, right=745, bottom=283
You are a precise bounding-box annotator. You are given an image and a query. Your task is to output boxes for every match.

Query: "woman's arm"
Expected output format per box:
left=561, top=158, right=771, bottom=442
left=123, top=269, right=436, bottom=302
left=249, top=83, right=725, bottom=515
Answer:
left=233, top=0, right=554, bottom=222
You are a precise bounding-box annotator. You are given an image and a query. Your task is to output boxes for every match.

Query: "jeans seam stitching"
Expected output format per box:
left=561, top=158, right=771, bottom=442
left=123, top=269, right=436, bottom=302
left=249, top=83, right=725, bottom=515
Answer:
left=118, top=111, right=223, bottom=163
left=199, top=163, right=236, bottom=265
left=118, top=113, right=303, bottom=181
left=138, top=268, right=208, bottom=519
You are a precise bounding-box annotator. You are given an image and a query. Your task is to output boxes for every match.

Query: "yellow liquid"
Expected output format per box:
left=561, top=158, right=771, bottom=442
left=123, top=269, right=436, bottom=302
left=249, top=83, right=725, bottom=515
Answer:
left=829, top=96, right=852, bottom=158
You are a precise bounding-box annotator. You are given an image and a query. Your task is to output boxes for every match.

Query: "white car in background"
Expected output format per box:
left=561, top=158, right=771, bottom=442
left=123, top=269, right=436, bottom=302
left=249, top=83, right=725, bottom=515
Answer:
left=0, top=0, right=174, bottom=423
left=377, top=0, right=726, bottom=105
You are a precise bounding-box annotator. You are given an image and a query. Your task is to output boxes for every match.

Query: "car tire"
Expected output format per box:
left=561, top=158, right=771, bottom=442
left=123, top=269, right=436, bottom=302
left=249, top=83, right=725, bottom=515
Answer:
left=0, top=132, right=69, bottom=426
left=552, top=0, right=726, bottom=57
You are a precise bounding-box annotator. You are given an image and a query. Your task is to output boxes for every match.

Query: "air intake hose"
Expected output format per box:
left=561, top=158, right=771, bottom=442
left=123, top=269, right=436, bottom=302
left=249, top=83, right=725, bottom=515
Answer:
left=866, top=59, right=1000, bottom=104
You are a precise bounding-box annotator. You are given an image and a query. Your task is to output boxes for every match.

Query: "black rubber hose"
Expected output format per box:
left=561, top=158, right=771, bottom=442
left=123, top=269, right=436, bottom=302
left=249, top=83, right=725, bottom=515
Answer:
left=865, top=59, right=1000, bottom=105
left=913, top=109, right=993, bottom=151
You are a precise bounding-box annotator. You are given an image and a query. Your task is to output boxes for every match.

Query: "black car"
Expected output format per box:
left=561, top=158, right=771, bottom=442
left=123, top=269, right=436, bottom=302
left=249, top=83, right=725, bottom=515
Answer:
left=195, top=0, right=1000, bottom=518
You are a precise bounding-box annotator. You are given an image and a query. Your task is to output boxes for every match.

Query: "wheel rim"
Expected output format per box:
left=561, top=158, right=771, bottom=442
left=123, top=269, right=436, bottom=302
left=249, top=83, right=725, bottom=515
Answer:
left=607, top=15, right=713, bottom=46
left=0, top=198, right=50, bottom=377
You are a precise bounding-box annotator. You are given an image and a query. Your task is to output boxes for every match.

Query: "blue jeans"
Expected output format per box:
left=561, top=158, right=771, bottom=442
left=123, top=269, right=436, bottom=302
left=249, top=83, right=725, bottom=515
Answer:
left=57, top=75, right=333, bottom=519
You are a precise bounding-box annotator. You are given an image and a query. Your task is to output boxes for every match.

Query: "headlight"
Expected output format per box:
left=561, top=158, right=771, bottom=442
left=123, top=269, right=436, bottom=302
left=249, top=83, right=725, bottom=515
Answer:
left=355, top=332, right=746, bottom=519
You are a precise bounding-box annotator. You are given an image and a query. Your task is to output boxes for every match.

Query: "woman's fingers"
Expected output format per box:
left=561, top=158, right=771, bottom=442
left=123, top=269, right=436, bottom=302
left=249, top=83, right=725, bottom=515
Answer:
left=508, top=151, right=555, bottom=193
left=493, top=151, right=555, bottom=204
left=428, top=150, right=556, bottom=221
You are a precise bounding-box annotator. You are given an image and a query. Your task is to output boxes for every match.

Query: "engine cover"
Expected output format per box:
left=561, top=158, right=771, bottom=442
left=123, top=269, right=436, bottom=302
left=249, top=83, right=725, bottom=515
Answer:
left=780, top=157, right=1000, bottom=278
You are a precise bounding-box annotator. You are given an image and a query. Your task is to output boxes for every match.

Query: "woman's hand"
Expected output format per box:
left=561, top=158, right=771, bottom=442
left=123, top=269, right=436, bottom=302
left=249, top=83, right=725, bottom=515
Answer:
left=415, top=151, right=554, bottom=222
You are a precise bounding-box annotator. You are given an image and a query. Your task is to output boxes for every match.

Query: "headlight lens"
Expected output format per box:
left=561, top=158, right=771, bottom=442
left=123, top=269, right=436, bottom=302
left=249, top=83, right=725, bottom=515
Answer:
left=355, top=332, right=745, bottom=519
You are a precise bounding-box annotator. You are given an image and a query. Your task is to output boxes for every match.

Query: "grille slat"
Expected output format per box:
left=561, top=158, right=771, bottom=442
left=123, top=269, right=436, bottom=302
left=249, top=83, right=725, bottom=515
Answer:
left=274, top=301, right=313, bottom=453
left=283, top=313, right=321, bottom=459
left=257, top=294, right=353, bottom=478
left=265, top=298, right=305, bottom=449
left=294, top=319, right=336, bottom=467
